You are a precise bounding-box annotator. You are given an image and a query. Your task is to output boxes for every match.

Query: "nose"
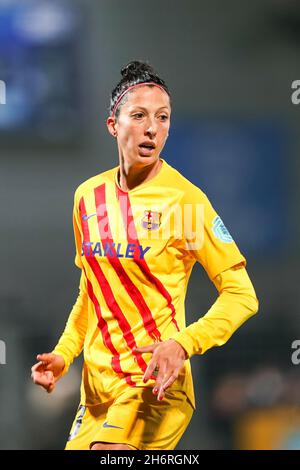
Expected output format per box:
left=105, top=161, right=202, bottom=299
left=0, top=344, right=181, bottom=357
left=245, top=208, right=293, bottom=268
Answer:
left=144, top=117, right=157, bottom=138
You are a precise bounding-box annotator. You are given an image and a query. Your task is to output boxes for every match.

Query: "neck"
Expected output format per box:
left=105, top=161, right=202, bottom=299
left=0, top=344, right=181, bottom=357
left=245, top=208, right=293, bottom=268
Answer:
left=118, top=157, right=162, bottom=191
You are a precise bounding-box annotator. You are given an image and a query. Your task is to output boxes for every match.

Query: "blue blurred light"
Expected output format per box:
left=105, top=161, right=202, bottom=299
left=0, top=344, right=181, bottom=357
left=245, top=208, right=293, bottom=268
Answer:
left=164, top=119, right=288, bottom=256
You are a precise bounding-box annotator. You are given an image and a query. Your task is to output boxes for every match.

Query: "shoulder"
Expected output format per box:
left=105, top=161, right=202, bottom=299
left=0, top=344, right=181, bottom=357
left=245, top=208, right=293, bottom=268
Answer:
left=73, top=166, right=118, bottom=203
left=164, top=160, right=208, bottom=204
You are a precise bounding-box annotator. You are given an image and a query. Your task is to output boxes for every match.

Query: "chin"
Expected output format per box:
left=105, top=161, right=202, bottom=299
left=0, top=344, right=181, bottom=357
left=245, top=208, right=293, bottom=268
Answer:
left=137, top=154, right=159, bottom=164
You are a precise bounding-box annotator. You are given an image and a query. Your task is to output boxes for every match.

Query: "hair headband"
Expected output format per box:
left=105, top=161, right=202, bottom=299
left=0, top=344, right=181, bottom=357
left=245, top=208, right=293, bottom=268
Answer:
left=111, top=82, right=169, bottom=117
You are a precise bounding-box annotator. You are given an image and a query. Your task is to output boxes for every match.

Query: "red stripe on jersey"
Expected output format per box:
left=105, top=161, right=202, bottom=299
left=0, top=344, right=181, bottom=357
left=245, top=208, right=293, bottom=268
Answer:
left=79, top=195, right=148, bottom=376
left=79, top=197, right=138, bottom=385
left=82, top=266, right=135, bottom=386
left=94, top=184, right=161, bottom=342
left=116, top=186, right=180, bottom=332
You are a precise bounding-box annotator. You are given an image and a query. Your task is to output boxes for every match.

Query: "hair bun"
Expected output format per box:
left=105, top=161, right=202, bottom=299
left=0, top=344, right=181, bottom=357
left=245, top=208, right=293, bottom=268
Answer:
left=110, top=60, right=169, bottom=115
left=120, top=60, right=154, bottom=79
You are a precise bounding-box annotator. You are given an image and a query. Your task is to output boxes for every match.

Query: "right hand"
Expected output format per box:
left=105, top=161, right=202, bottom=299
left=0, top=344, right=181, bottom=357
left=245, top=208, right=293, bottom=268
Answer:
left=31, top=353, right=65, bottom=393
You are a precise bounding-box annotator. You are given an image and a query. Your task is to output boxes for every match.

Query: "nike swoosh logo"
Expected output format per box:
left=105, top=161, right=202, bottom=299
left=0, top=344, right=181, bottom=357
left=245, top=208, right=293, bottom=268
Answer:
left=82, top=213, right=97, bottom=221
left=102, top=421, right=124, bottom=429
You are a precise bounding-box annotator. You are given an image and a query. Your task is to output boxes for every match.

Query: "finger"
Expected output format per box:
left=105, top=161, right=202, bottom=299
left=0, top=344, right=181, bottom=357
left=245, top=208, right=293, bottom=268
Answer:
left=32, top=369, right=54, bottom=387
left=37, top=353, right=53, bottom=365
left=151, top=367, right=160, bottom=394
left=143, top=360, right=159, bottom=383
left=161, top=372, right=178, bottom=393
left=153, top=364, right=167, bottom=399
left=134, top=344, right=156, bottom=354
left=157, top=369, right=180, bottom=400
left=47, top=382, right=55, bottom=393
left=157, top=388, right=165, bottom=401
left=32, top=374, right=51, bottom=388
left=31, top=361, right=44, bottom=373
left=37, top=354, right=57, bottom=372
left=157, top=374, right=167, bottom=401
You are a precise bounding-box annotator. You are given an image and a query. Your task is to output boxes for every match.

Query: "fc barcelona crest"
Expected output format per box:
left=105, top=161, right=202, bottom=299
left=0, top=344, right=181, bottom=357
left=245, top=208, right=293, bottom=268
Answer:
left=141, top=210, right=161, bottom=231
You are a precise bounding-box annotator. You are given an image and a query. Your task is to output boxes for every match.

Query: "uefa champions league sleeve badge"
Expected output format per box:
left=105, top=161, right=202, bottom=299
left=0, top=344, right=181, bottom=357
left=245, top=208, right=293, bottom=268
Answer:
left=212, top=216, right=234, bottom=243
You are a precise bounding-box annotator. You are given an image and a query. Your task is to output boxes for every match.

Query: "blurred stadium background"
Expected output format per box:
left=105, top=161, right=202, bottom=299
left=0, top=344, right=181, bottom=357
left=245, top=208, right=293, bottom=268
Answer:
left=1, top=0, right=300, bottom=450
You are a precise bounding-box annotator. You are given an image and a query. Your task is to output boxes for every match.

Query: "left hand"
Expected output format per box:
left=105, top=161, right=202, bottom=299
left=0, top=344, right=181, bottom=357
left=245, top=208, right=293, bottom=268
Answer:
left=31, top=353, right=65, bottom=393
left=133, top=339, right=187, bottom=401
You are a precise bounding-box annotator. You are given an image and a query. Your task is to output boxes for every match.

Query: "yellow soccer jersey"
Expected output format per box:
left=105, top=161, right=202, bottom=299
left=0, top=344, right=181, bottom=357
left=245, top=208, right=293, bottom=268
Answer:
left=53, top=158, right=246, bottom=409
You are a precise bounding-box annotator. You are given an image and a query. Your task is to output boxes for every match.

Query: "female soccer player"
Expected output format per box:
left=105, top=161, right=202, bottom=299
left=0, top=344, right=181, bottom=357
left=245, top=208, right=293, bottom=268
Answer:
left=31, top=61, right=259, bottom=450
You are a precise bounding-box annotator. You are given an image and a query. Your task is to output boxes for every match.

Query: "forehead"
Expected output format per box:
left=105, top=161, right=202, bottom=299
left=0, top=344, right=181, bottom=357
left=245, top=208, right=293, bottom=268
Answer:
left=123, top=85, right=171, bottom=110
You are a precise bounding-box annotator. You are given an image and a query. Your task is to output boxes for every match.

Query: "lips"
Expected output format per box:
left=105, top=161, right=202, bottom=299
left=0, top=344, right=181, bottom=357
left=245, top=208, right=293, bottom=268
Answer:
left=139, top=141, right=156, bottom=149
left=138, top=141, right=156, bottom=157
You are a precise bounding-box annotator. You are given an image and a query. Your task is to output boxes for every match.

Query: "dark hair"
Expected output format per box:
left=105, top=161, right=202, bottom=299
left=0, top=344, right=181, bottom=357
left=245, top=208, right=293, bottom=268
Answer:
left=109, top=60, right=170, bottom=118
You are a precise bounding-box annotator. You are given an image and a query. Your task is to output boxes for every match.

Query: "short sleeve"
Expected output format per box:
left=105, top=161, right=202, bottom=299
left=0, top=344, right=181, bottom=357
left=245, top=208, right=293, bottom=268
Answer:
left=182, top=187, right=246, bottom=280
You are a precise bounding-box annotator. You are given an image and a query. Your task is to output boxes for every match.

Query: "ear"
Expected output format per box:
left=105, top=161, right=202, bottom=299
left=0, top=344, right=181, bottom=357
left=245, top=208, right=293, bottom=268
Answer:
left=106, top=116, right=118, bottom=137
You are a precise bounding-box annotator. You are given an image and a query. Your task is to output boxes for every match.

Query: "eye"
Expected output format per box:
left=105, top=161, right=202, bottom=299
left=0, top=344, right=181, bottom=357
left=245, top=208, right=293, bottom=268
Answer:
left=132, top=113, right=144, bottom=119
left=159, top=115, right=168, bottom=121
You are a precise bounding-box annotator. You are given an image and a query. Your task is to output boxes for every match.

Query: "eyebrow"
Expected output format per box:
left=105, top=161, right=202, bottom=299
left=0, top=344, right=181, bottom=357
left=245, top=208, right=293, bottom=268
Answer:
left=130, top=106, right=169, bottom=112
